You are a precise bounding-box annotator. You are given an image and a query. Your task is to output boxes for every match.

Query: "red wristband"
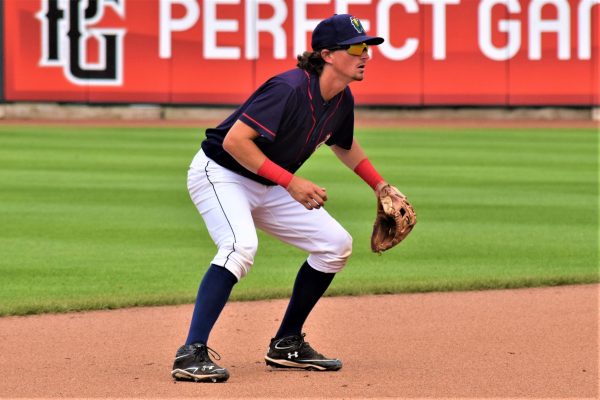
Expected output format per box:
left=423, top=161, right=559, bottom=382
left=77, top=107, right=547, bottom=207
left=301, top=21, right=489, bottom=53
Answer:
left=257, top=158, right=294, bottom=188
left=353, top=158, right=384, bottom=190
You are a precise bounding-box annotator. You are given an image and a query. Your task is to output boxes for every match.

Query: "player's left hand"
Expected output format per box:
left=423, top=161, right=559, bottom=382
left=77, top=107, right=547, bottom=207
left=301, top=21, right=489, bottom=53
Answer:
left=371, top=184, right=417, bottom=253
left=286, top=176, right=328, bottom=210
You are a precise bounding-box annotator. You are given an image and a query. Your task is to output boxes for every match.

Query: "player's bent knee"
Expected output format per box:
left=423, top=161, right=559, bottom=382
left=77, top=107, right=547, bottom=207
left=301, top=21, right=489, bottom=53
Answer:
left=308, top=230, right=353, bottom=273
left=333, top=229, right=352, bottom=256
left=335, top=231, right=353, bottom=265
left=215, top=238, right=258, bottom=281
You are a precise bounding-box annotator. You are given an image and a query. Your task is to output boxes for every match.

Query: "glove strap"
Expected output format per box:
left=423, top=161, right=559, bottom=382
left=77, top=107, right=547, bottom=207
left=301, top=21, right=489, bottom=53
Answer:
left=257, top=158, right=294, bottom=188
left=353, top=158, right=384, bottom=190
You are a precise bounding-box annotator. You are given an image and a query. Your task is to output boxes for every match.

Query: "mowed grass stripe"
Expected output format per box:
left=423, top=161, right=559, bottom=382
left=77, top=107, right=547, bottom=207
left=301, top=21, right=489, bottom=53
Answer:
left=0, top=125, right=597, bottom=316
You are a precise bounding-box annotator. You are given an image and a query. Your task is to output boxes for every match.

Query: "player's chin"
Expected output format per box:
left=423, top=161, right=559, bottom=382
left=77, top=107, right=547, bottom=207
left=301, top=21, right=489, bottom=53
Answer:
left=353, top=73, right=365, bottom=81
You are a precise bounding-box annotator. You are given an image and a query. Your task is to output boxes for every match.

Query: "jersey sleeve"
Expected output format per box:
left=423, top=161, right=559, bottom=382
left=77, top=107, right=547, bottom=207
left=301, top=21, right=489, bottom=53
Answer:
left=326, top=89, right=354, bottom=150
left=238, top=79, right=295, bottom=142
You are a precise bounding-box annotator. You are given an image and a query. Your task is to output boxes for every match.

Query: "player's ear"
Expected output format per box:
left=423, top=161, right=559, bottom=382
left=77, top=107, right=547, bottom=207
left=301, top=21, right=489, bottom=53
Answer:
left=320, top=49, right=334, bottom=64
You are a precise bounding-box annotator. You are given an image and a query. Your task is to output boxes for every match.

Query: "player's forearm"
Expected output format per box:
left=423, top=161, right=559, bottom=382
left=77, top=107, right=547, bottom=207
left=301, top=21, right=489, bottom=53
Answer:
left=331, top=139, right=367, bottom=169
left=222, top=120, right=268, bottom=173
left=331, top=140, right=386, bottom=191
left=223, top=120, right=294, bottom=188
left=223, top=136, right=266, bottom=173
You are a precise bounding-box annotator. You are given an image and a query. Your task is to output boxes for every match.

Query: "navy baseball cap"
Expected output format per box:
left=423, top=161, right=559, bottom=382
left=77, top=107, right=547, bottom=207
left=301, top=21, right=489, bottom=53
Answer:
left=311, top=14, right=384, bottom=51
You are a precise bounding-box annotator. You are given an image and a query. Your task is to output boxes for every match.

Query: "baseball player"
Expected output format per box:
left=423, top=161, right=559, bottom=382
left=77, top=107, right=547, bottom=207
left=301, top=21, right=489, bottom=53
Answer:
left=172, top=14, right=393, bottom=383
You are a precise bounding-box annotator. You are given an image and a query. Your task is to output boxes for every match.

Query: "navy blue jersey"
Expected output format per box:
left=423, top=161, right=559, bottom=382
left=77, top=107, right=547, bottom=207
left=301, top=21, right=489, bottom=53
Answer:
left=201, top=69, right=355, bottom=186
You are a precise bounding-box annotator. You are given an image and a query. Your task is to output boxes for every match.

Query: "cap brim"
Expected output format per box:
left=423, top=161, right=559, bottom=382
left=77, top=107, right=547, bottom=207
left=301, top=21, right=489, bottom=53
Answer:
left=338, top=35, right=384, bottom=46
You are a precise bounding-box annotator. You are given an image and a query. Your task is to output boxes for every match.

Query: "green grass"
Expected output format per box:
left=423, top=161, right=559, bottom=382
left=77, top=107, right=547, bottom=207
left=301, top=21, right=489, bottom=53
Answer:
left=0, top=124, right=597, bottom=316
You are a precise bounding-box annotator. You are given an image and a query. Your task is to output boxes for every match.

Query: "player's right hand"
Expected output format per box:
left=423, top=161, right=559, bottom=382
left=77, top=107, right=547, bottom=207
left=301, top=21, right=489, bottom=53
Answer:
left=286, top=176, right=328, bottom=210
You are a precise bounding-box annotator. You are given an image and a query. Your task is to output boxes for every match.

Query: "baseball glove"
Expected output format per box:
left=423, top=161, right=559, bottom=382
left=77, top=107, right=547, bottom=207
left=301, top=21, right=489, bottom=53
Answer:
left=371, top=185, right=417, bottom=253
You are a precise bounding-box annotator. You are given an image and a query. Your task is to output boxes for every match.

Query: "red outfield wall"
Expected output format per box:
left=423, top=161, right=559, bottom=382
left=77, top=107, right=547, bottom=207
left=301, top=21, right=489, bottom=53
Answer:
left=3, top=0, right=599, bottom=105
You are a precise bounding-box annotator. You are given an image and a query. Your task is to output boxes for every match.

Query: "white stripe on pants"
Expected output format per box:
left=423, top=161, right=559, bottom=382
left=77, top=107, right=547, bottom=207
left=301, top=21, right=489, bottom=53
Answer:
left=187, top=150, right=353, bottom=281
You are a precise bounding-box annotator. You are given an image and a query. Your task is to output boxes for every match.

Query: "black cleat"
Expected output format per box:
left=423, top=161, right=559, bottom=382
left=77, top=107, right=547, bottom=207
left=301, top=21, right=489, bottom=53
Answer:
left=264, top=333, right=342, bottom=371
left=171, top=343, right=230, bottom=382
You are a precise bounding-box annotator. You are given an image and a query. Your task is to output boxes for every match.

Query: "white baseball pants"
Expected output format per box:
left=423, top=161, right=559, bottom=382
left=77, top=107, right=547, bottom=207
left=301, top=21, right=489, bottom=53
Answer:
left=188, top=150, right=353, bottom=281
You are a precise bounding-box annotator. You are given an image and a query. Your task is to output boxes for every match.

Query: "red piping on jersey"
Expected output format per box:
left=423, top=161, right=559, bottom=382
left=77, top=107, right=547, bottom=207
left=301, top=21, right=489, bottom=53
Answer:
left=242, top=113, right=276, bottom=138
left=305, top=71, right=314, bottom=102
left=315, top=90, right=344, bottom=145
left=302, top=71, right=317, bottom=148
left=296, top=71, right=317, bottom=161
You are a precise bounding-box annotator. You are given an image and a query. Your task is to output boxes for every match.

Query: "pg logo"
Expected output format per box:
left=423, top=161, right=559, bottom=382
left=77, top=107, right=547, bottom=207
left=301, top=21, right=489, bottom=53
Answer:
left=36, top=0, right=126, bottom=86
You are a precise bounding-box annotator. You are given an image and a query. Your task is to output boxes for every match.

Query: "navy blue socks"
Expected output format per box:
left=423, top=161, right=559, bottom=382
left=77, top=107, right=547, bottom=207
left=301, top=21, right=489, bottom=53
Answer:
left=275, top=261, right=336, bottom=339
left=185, top=264, right=237, bottom=346
left=185, top=261, right=335, bottom=344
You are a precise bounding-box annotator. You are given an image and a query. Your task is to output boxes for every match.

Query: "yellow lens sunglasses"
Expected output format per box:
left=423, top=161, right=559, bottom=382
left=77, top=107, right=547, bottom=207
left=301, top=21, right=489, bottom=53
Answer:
left=328, top=42, right=369, bottom=56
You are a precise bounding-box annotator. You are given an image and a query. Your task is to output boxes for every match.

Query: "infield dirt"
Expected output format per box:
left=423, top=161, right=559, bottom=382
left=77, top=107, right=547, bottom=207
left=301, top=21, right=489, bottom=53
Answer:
left=0, top=284, right=597, bottom=399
